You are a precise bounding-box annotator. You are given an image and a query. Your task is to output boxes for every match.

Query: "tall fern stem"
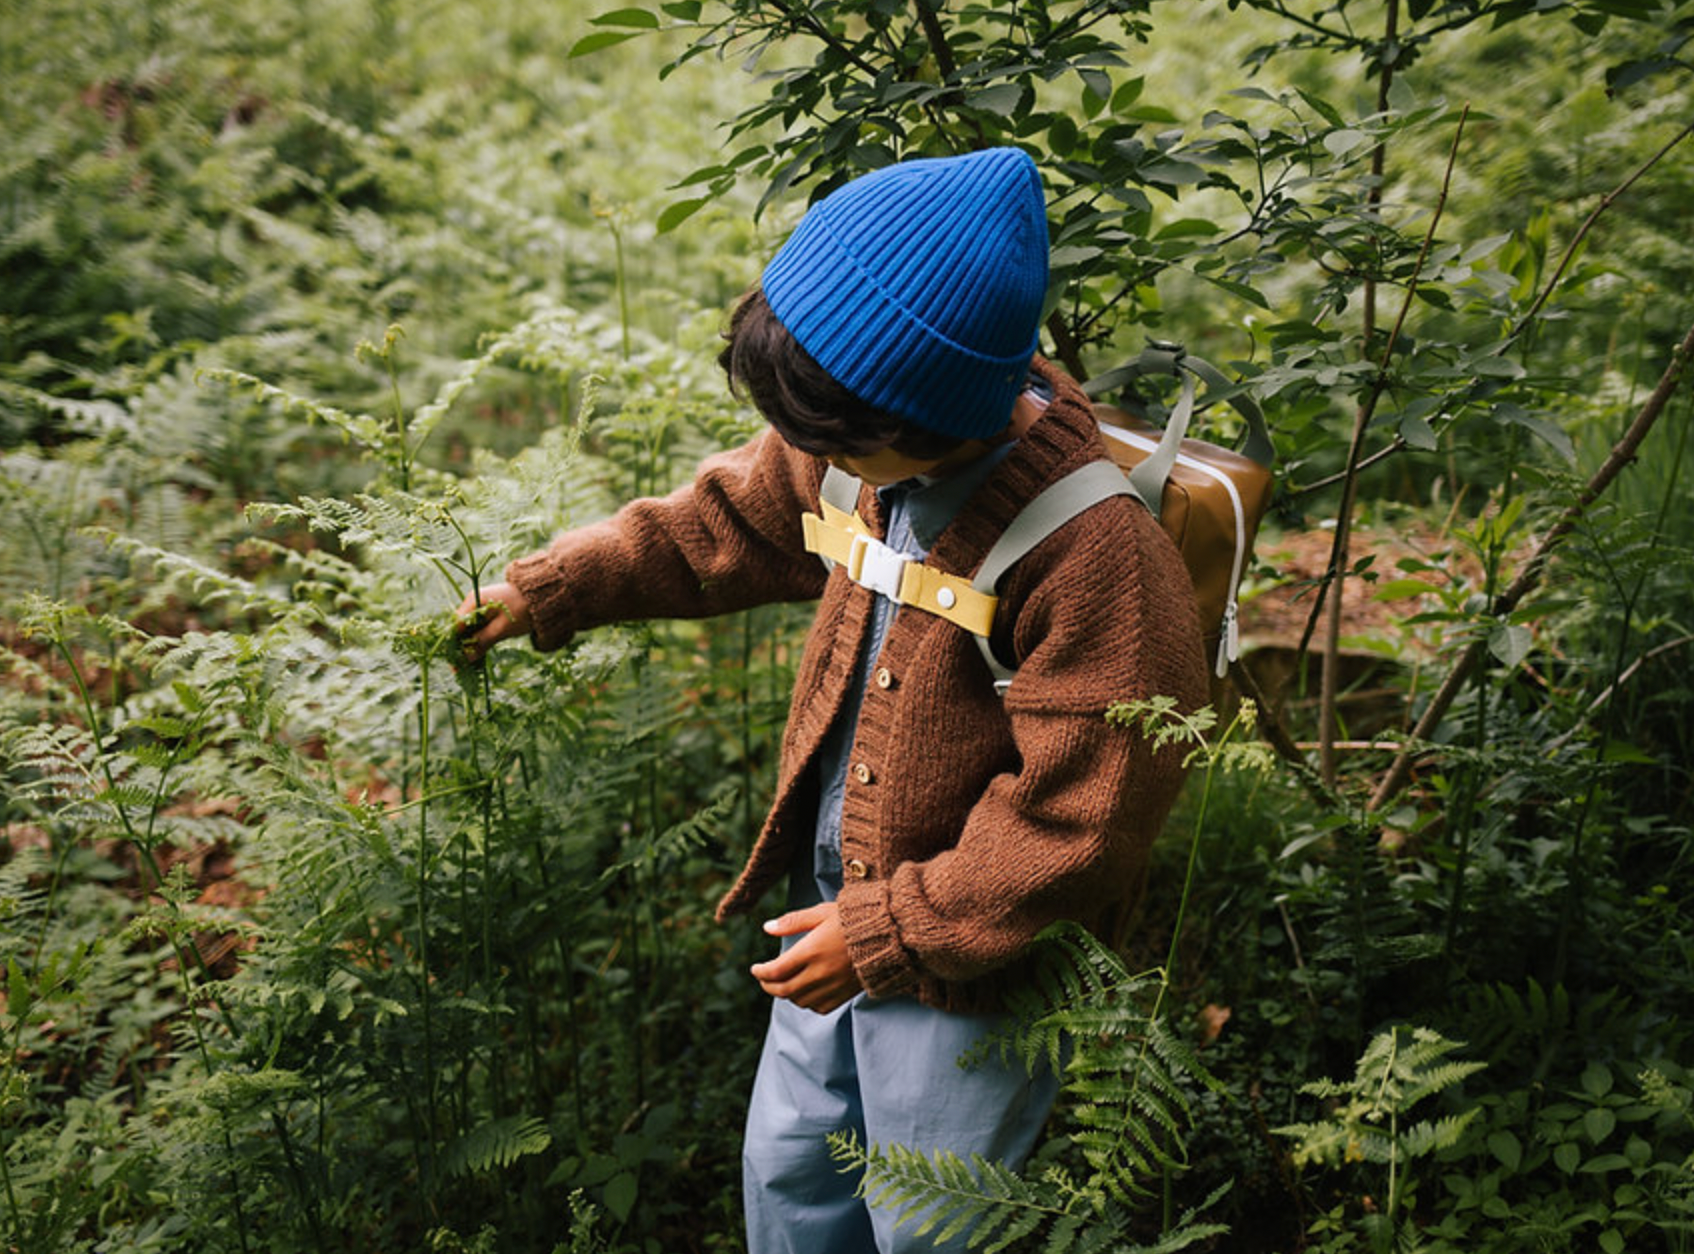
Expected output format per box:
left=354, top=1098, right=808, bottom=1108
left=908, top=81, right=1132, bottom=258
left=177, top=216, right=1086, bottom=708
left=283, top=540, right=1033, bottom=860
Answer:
left=415, top=655, right=440, bottom=1191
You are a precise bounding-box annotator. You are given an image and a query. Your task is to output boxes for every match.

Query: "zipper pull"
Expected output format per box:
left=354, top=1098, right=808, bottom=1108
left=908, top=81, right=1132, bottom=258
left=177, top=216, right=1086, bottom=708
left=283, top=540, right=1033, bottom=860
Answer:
left=1215, top=599, right=1239, bottom=678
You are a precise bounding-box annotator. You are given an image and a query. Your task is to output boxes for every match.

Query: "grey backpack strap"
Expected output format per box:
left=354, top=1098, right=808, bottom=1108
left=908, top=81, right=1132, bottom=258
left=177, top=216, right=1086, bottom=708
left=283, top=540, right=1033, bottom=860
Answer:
left=1126, top=369, right=1196, bottom=520
left=820, top=464, right=861, bottom=513
left=970, top=459, right=1136, bottom=692
left=813, top=465, right=864, bottom=570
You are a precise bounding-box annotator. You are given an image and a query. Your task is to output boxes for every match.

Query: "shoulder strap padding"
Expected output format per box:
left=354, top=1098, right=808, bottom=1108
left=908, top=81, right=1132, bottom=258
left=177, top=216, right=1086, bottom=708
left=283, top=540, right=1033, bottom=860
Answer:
left=819, top=463, right=861, bottom=517
left=970, top=460, right=1138, bottom=689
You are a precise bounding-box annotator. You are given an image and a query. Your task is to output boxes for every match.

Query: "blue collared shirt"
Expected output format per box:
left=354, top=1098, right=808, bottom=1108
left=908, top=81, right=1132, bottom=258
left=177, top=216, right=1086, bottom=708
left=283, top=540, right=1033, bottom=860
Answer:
left=793, top=441, right=1016, bottom=907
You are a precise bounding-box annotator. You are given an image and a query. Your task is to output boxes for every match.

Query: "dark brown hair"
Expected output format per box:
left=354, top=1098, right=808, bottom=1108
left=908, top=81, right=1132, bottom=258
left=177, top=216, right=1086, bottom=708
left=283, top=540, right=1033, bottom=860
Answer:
left=718, top=288, right=966, bottom=461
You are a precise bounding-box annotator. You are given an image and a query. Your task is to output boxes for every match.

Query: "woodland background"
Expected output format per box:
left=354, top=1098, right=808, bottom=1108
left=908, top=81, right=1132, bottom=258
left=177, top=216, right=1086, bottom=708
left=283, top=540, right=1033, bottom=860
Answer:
left=2, top=0, right=1692, bottom=1251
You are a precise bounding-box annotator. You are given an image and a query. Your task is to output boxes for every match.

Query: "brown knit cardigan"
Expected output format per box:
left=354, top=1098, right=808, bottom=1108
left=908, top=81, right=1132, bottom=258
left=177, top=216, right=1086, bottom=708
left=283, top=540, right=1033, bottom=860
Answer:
left=506, top=361, right=1208, bottom=1012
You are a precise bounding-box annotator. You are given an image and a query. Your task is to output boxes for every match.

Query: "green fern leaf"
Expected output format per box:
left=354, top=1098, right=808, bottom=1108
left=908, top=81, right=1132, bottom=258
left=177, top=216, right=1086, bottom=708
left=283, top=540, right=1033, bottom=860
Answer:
left=441, top=1114, right=552, bottom=1178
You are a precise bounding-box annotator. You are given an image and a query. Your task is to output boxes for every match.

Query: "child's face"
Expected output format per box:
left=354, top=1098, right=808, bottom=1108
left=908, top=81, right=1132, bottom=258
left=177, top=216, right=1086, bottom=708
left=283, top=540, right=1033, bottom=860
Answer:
left=823, top=392, right=1036, bottom=486
left=826, top=446, right=956, bottom=487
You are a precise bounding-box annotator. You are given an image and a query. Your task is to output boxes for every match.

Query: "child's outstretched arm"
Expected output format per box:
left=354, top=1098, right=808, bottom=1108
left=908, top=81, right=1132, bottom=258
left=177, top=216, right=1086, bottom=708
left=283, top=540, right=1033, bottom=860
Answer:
left=454, top=582, right=533, bottom=663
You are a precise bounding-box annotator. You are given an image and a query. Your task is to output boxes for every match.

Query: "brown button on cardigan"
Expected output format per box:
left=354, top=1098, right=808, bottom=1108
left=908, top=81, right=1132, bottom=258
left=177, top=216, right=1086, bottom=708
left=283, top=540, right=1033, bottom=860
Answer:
left=505, top=360, right=1208, bottom=1012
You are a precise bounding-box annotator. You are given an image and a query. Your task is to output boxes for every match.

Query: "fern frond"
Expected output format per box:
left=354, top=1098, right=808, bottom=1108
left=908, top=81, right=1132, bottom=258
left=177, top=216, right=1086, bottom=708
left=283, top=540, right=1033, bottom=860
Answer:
left=441, top=1114, right=552, bottom=1177
left=1277, top=1025, right=1487, bottom=1172
left=986, top=923, right=1164, bottom=1074
left=1398, top=1109, right=1481, bottom=1158
left=203, top=367, right=388, bottom=452
left=832, top=1131, right=1080, bottom=1254
left=0, top=380, right=131, bottom=435
left=1143, top=1017, right=1225, bottom=1096
left=603, top=786, right=739, bottom=885
left=94, top=531, right=288, bottom=615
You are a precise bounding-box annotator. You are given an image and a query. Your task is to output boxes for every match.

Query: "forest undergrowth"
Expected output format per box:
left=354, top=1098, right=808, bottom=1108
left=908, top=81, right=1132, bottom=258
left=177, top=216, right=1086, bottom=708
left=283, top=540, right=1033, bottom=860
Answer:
left=4, top=0, right=1694, bottom=1251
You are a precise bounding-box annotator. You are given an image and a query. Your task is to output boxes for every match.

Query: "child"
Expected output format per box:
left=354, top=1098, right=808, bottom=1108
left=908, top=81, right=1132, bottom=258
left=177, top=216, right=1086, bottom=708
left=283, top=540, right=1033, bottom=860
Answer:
left=455, top=147, right=1207, bottom=1253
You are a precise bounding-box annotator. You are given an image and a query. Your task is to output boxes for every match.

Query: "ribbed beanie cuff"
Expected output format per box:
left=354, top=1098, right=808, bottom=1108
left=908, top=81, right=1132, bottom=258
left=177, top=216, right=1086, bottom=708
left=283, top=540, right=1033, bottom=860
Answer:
left=761, top=148, right=1049, bottom=441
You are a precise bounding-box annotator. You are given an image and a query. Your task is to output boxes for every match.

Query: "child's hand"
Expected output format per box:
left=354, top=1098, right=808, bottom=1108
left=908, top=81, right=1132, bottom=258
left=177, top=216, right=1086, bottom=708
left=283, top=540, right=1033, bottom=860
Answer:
left=751, top=903, right=863, bottom=1015
left=454, top=582, right=533, bottom=662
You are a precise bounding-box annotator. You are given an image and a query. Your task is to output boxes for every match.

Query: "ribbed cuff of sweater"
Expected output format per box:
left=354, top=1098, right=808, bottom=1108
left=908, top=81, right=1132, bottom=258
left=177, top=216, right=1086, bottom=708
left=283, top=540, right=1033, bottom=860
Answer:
left=504, top=546, right=586, bottom=653
left=837, top=882, right=919, bottom=999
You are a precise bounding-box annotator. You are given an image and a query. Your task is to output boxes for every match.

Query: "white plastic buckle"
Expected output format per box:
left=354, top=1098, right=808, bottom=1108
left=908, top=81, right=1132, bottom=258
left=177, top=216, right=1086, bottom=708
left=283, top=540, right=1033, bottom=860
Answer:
left=846, top=533, right=911, bottom=601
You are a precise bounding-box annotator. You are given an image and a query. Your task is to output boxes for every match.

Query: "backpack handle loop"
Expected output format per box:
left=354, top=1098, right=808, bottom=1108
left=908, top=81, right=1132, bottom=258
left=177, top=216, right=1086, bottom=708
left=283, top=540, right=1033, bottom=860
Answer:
left=1084, top=340, right=1275, bottom=470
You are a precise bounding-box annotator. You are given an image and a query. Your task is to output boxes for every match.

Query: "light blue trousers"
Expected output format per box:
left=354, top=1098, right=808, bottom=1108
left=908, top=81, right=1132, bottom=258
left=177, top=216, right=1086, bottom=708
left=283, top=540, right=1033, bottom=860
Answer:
left=742, top=990, right=1060, bottom=1254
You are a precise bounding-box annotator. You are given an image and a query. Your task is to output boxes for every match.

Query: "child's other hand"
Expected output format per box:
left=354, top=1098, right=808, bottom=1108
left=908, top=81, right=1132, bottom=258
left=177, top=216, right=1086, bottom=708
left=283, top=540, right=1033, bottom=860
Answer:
left=454, top=583, right=532, bottom=662
left=751, top=903, right=863, bottom=1015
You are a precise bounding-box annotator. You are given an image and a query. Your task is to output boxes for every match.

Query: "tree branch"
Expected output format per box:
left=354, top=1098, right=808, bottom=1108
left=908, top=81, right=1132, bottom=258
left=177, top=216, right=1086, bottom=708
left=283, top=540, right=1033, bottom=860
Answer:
left=1293, top=119, right=1694, bottom=498
left=1368, top=316, right=1694, bottom=810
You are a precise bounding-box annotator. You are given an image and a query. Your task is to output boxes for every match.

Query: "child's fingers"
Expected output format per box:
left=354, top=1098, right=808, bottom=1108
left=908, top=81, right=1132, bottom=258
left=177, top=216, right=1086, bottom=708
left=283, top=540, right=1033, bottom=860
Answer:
left=761, top=905, right=827, bottom=937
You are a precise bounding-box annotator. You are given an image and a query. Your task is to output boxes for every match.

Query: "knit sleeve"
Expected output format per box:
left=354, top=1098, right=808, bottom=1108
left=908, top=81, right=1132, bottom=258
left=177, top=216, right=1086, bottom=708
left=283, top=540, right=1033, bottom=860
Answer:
left=834, top=494, right=1209, bottom=1000
left=504, top=428, right=830, bottom=651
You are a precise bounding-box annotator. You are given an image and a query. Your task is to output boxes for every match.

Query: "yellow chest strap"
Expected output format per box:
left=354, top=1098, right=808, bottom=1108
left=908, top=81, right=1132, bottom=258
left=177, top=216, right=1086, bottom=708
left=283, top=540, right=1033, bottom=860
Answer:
left=799, top=495, right=998, bottom=638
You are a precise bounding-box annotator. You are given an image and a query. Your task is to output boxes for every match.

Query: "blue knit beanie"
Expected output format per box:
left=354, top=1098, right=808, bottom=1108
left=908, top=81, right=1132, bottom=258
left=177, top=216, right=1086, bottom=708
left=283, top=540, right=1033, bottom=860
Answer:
left=760, top=147, right=1049, bottom=441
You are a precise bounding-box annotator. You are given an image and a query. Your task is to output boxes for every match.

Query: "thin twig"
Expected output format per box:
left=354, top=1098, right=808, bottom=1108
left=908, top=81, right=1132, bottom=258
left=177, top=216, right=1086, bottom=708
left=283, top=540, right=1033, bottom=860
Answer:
left=1543, top=633, right=1694, bottom=755
left=1227, top=657, right=1339, bottom=811
left=1296, top=119, right=1694, bottom=496
left=767, top=0, right=883, bottom=80
left=1314, top=103, right=1468, bottom=786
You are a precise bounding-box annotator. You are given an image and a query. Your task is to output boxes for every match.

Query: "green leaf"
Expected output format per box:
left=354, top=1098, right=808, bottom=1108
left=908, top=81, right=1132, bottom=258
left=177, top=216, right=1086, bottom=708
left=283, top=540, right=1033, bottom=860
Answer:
left=1049, top=245, right=1103, bottom=268
left=6, top=957, right=31, bottom=1021
left=1111, top=77, right=1145, bottom=112
left=1470, top=355, right=1525, bottom=379
left=1323, top=128, right=1371, bottom=158
left=1488, top=624, right=1533, bottom=668
left=1584, top=1106, right=1617, bottom=1145
left=659, top=0, right=701, bottom=16
left=1154, top=218, right=1222, bottom=240
left=1140, top=158, right=1207, bottom=187
left=569, top=30, right=639, bottom=56
left=1198, top=273, right=1271, bottom=309
left=1079, top=68, right=1113, bottom=102
left=1582, top=1062, right=1615, bottom=1098
left=590, top=7, right=660, bottom=27
left=1599, top=1231, right=1625, bottom=1254
left=1296, top=89, right=1346, bottom=128
left=1487, top=1129, right=1522, bottom=1172
left=1624, top=1136, right=1654, bottom=1167
left=1121, top=105, right=1181, bottom=124
left=1374, top=578, right=1437, bottom=602
left=1399, top=412, right=1439, bottom=451
left=656, top=197, right=709, bottom=233
left=575, top=1153, right=619, bottom=1187
left=1582, top=1152, right=1631, bottom=1172
left=604, top=1171, right=639, bottom=1223
left=1047, top=113, right=1079, bottom=155
left=1554, top=1140, right=1582, bottom=1174
left=1494, top=403, right=1576, bottom=464
left=969, top=83, right=1026, bottom=117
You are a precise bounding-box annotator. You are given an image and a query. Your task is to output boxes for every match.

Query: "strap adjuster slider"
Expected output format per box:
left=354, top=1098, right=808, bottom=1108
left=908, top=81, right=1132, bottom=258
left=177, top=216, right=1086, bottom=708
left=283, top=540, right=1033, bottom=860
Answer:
left=847, top=533, right=910, bottom=600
